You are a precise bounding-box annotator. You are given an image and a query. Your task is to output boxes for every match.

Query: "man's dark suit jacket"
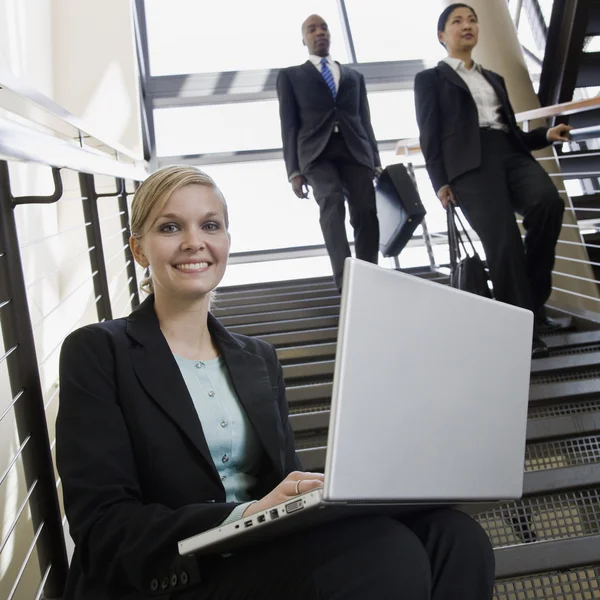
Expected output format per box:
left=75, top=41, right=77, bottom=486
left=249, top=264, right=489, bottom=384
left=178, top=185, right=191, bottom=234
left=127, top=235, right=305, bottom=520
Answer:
left=414, top=61, right=550, bottom=193
left=277, top=60, right=381, bottom=179
left=56, top=295, right=301, bottom=599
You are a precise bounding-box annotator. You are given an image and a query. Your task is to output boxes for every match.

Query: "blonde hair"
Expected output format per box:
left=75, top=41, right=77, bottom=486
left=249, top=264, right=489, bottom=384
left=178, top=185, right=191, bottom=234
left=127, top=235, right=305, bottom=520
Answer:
left=131, top=165, right=229, bottom=295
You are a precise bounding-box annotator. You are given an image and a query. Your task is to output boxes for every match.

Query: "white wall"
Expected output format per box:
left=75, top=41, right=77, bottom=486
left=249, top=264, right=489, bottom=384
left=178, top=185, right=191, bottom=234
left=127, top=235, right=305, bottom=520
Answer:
left=52, top=0, right=143, bottom=158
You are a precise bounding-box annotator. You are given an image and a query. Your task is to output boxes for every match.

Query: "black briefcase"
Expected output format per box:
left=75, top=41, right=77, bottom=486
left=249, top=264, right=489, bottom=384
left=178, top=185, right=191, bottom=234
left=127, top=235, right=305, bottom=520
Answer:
left=447, top=204, right=492, bottom=298
left=375, top=163, right=427, bottom=257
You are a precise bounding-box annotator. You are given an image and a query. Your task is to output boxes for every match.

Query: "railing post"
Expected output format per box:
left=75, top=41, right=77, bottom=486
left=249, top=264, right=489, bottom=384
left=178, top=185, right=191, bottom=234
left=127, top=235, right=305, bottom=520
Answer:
left=117, top=179, right=140, bottom=308
left=406, top=161, right=437, bottom=269
left=78, top=173, right=113, bottom=322
left=0, top=161, right=69, bottom=599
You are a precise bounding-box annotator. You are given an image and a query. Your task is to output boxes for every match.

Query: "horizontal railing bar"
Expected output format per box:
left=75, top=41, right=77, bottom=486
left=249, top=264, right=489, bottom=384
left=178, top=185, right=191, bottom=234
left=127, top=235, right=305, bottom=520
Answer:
left=44, top=386, right=60, bottom=412
left=552, top=270, right=600, bottom=285
left=0, top=436, right=30, bottom=489
left=0, top=343, right=18, bottom=366
left=97, top=210, right=125, bottom=224
left=555, top=254, right=600, bottom=267
left=110, top=259, right=132, bottom=284
left=34, top=564, right=52, bottom=600
left=103, top=227, right=128, bottom=245
left=110, top=277, right=134, bottom=307
left=516, top=219, right=581, bottom=229
left=26, top=246, right=95, bottom=290
left=547, top=172, right=600, bottom=177
left=104, top=243, right=128, bottom=267
left=19, top=222, right=91, bottom=249
left=7, top=520, right=45, bottom=600
left=515, top=96, right=600, bottom=121
left=551, top=285, right=600, bottom=302
left=539, top=151, right=600, bottom=161
left=0, top=115, right=148, bottom=181
left=39, top=294, right=102, bottom=367
left=566, top=207, right=600, bottom=212
left=32, top=271, right=98, bottom=331
left=558, top=238, right=600, bottom=250
left=0, top=389, right=24, bottom=424
left=0, top=479, right=38, bottom=555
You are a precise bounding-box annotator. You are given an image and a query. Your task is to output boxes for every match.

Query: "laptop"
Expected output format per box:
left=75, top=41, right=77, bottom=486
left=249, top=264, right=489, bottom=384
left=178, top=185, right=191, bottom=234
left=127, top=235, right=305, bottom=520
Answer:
left=178, top=258, right=532, bottom=556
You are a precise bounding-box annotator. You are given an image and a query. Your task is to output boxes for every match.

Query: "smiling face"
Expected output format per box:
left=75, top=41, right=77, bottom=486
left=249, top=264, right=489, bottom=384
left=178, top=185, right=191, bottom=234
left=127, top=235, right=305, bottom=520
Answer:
left=130, top=183, right=230, bottom=304
left=438, top=6, right=479, bottom=54
left=302, top=14, right=331, bottom=57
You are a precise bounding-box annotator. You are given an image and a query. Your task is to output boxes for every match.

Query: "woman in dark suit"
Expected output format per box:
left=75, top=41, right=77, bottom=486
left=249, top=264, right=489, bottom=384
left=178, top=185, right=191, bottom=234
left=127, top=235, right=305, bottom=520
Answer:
left=414, top=3, right=572, bottom=358
left=56, top=165, right=495, bottom=599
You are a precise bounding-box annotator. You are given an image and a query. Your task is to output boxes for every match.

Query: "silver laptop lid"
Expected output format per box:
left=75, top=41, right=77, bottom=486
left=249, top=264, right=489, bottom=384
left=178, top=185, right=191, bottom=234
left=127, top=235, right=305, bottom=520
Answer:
left=323, top=259, right=532, bottom=503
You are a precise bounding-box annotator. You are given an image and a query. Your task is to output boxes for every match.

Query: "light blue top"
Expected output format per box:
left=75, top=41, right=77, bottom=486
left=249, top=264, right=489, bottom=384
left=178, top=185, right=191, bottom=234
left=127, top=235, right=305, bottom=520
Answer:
left=174, top=354, right=261, bottom=524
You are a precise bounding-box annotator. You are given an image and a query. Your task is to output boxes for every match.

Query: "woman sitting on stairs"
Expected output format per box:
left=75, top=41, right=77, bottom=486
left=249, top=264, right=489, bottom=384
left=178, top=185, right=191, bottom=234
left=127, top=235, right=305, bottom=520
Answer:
left=56, top=165, right=495, bottom=600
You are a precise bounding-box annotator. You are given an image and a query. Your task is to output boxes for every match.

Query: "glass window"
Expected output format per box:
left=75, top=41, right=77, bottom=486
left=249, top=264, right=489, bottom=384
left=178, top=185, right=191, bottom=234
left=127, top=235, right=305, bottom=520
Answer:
left=144, top=0, right=350, bottom=76
left=584, top=36, right=600, bottom=53
left=154, top=100, right=281, bottom=156
left=155, top=91, right=418, bottom=157
left=368, top=90, right=419, bottom=141
left=517, top=11, right=544, bottom=60
left=536, top=0, right=554, bottom=27
left=200, top=159, right=326, bottom=253
left=344, top=0, right=444, bottom=63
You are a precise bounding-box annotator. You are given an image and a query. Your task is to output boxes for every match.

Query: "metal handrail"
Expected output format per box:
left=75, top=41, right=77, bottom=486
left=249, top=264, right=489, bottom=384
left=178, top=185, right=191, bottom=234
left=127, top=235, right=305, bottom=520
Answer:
left=0, top=63, right=143, bottom=165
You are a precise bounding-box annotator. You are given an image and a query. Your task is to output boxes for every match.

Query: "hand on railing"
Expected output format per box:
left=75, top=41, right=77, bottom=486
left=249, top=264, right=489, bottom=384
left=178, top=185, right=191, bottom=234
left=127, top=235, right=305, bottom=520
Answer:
left=547, top=124, right=573, bottom=143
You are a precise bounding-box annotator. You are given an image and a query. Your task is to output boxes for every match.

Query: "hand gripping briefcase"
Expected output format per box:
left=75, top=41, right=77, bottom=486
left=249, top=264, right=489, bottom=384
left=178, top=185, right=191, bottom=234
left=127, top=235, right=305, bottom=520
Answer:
left=375, top=163, right=427, bottom=257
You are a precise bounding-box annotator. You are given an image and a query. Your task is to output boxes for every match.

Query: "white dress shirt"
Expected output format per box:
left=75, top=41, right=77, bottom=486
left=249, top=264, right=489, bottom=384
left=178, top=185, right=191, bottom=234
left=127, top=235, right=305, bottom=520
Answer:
left=442, top=56, right=507, bottom=132
left=308, top=54, right=340, bottom=92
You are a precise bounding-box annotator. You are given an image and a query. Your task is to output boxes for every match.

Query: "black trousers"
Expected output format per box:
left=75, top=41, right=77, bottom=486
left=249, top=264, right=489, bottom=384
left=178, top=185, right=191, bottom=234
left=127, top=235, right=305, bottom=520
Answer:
left=181, top=509, right=495, bottom=600
left=453, top=129, right=564, bottom=314
left=304, top=133, right=380, bottom=291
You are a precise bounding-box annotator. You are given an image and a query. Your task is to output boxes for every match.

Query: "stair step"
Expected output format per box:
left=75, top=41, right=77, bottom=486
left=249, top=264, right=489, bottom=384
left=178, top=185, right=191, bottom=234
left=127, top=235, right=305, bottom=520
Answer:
left=543, top=329, right=600, bottom=349
left=257, top=327, right=339, bottom=348
left=277, top=342, right=337, bottom=364
left=228, top=316, right=339, bottom=337
left=494, top=534, right=600, bottom=579
left=531, top=351, right=600, bottom=374
left=283, top=360, right=334, bottom=382
left=219, top=306, right=339, bottom=327
left=212, top=295, right=340, bottom=318
left=217, top=280, right=338, bottom=300
left=215, top=285, right=340, bottom=307
left=493, top=565, right=600, bottom=599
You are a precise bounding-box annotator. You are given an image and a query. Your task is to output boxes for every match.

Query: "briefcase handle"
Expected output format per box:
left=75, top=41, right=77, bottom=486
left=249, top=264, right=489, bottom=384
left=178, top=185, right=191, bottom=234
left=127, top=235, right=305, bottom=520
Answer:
left=447, top=204, right=478, bottom=261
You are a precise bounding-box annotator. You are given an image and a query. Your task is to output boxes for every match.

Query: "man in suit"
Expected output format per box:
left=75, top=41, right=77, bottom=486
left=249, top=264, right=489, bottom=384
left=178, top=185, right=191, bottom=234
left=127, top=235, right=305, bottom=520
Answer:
left=277, top=14, right=381, bottom=291
left=414, top=3, right=571, bottom=358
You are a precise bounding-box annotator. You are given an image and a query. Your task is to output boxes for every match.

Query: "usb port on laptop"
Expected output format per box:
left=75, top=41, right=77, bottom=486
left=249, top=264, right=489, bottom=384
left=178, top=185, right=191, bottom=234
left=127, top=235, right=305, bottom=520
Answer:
left=244, top=520, right=253, bottom=528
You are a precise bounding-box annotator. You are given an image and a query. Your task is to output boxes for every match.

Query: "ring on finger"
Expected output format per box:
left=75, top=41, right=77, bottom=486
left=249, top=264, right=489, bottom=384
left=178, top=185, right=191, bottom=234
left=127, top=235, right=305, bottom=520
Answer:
left=295, top=480, right=302, bottom=495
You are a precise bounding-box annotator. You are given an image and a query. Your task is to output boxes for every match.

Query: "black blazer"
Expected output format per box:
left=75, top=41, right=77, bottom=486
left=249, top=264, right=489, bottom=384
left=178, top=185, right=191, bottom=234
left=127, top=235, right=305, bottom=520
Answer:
left=56, top=296, right=301, bottom=600
left=414, top=61, right=550, bottom=193
left=277, top=60, right=381, bottom=179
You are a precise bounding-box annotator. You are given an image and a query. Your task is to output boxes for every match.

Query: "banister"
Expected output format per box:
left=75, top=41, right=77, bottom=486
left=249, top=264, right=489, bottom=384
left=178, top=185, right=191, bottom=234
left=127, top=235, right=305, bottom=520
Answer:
left=515, top=97, right=600, bottom=123
left=396, top=97, right=600, bottom=156
left=0, top=63, right=140, bottom=163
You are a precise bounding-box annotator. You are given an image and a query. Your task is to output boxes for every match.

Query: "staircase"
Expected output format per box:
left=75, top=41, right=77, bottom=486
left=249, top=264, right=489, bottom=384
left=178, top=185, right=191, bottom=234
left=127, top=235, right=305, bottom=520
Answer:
left=214, top=269, right=600, bottom=599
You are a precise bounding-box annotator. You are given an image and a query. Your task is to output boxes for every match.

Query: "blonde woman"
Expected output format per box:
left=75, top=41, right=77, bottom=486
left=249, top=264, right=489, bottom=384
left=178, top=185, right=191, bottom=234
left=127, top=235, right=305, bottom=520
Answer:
left=56, top=166, right=494, bottom=600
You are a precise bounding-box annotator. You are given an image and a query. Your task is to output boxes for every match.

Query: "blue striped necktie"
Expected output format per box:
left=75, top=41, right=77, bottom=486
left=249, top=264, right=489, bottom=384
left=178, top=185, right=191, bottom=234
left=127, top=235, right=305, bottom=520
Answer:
left=320, top=57, right=337, bottom=99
